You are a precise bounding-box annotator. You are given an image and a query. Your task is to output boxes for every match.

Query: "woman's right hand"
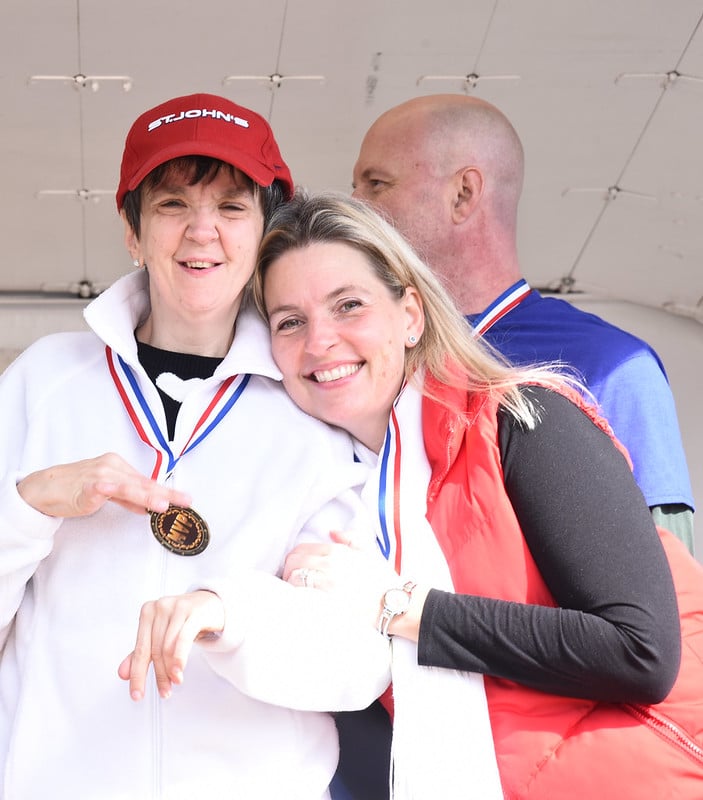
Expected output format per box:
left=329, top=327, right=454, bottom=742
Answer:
left=283, top=531, right=431, bottom=641
left=118, top=589, right=225, bottom=701
left=282, top=531, right=399, bottom=626
left=17, top=452, right=191, bottom=518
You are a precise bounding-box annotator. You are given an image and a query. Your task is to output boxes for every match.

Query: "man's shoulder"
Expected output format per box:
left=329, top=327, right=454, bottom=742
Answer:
left=519, top=293, right=642, bottom=338
left=491, top=292, right=662, bottom=365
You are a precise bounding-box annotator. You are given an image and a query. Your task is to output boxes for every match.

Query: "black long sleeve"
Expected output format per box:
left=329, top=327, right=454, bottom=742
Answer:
left=417, top=387, right=681, bottom=703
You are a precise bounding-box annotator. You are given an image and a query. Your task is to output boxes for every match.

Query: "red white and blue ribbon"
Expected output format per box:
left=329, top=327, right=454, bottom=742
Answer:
left=471, top=278, right=531, bottom=336
left=376, top=403, right=403, bottom=572
left=105, top=345, right=249, bottom=481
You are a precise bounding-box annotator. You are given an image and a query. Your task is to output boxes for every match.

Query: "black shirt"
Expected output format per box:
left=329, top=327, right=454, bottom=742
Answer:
left=137, top=341, right=223, bottom=439
left=418, top=386, right=680, bottom=702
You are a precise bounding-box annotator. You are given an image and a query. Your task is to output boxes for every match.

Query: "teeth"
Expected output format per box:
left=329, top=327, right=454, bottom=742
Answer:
left=313, top=364, right=361, bottom=383
left=184, top=261, right=212, bottom=269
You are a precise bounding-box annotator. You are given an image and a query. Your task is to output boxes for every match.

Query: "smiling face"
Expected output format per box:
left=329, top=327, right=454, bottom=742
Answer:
left=263, top=241, right=424, bottom=452
left=124, top=165, right=264, bottom=355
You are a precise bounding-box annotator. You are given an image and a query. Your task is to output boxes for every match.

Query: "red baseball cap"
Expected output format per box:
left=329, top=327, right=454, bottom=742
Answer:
left=116, top=93, right=294, bottom=210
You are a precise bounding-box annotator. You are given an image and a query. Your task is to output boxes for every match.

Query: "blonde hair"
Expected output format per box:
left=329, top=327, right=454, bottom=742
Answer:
left=254, top=191, right=577, bottom=427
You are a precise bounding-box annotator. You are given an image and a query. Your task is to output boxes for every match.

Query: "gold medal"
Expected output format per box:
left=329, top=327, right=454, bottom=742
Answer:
left=150, top=505, right=209, bottom=556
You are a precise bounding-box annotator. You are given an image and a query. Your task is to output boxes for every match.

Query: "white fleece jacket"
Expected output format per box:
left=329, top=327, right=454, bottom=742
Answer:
left=0, top=270, right=390, bottom=800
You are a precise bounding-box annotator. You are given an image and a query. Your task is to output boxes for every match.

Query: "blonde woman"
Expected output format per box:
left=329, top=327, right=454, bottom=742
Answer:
left=255, top=191, right=703, bottom=800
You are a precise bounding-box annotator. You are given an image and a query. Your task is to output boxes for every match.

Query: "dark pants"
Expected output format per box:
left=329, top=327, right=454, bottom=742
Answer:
left=329, top=700, right=392, bottom=800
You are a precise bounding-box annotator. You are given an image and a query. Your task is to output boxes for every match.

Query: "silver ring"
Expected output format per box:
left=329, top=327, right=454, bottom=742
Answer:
left=300, top=568, right=310, bottom=588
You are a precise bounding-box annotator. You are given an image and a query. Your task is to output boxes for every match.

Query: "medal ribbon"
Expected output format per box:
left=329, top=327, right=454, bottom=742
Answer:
left=376, top=399, right=404, bottom=573
left=106, top=345, right=250, bottom=480
left=471, top=278, right=531, bottom=336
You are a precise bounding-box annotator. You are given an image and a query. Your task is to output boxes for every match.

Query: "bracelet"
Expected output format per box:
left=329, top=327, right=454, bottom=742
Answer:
left=377, top=580, right=417, bottom=638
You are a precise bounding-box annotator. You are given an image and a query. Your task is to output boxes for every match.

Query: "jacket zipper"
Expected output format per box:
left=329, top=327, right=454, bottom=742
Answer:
left=151, top=685, right=162, bottom=799
left=624, top=703, right=703, bottom=764
left=150, top=546, right=169, bottom=799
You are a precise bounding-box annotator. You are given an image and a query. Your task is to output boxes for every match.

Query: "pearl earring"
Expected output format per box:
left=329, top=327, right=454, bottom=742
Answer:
left=408, top=335, right=418, bottom=345
left=132, top=259, right=140, bottom=268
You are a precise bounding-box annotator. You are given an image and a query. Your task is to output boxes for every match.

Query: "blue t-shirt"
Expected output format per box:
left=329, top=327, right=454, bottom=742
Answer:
left=466, top=287, right=694, bottom=510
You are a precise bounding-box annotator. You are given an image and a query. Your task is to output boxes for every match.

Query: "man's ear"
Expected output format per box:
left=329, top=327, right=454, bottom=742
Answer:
left=451, top=166, right=483, bottom=224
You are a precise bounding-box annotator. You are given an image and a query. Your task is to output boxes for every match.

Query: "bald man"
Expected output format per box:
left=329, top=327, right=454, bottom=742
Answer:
left=352, top=94, right=694, bottom=550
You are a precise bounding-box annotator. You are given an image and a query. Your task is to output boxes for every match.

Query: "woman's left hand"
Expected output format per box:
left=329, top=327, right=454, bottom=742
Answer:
left=118, top=590, right=225, bottom=701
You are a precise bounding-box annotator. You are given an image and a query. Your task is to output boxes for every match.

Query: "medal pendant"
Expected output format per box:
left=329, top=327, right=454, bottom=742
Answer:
left=150, top=505, right=209, bottom=556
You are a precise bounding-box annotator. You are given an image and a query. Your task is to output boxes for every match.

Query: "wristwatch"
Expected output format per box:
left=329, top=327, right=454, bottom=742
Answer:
left=377, top=581, right=417, bottom=638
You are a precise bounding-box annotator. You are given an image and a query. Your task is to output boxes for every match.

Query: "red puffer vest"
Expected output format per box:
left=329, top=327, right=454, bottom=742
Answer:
left=421, top=377, right=703, bottom=800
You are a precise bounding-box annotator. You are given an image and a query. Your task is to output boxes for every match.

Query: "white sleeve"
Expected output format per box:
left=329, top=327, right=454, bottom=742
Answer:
left=0, top=357, right=62, bottom=649
left=196, top=449, right=391, bottom=712
left=0, top=476, right=59, bottom=648
left=198, top=570, right=391, bottom=711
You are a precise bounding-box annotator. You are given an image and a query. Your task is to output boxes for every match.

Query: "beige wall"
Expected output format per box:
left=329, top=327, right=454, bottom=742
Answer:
left=0, top=349, right=21, bottom=372
left=0, top=299, right=88, bottom=373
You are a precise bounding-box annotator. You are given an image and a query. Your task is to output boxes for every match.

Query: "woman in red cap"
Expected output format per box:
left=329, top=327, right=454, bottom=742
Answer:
left=0, top=96, right=390, bottom=799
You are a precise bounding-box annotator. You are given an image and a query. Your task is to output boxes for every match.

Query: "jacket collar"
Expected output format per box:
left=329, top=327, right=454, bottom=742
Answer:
left=83, top=270, right=282, bottom=382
